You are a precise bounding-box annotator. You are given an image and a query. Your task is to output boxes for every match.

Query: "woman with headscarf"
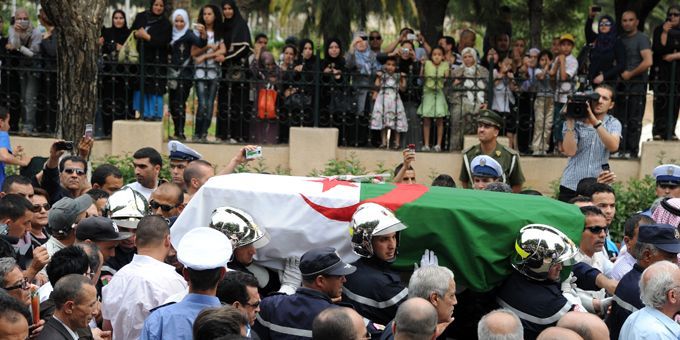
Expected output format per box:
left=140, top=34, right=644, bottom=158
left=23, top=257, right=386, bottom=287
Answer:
left=346, top=32, right=380, bottom=146
left=290, top=38, right=317, bottom=127
left=448, top=47, right=489, bottom=151
left=651, top=5, right=680, bottom=140
left=584, top=13, right=625, bottom=85
left=216, top=0, right=252, bottom=143
left=278, top=44, right=298, bottom=144
left=100, top=10, right=133, bottom=136
left=169, top=9, right=207, bottom=140
left=250, top=51, right=280, bottom=143
left=321, top=38, right=351, bottom=142
left=191, top=4, right=224, bottom=142
left=130, top=0, right=172, bottom=121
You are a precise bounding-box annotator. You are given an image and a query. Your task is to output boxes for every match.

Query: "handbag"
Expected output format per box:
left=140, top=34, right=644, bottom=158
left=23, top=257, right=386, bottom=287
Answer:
left=257, top=84, right=278, bottom=119
left=118, top=30, right=139, bottom=63
left=168, top=57, right=191, bottom=90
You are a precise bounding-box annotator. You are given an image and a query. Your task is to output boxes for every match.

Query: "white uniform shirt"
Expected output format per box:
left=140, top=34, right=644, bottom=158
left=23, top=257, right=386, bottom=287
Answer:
left=102, top=254, right=187, bottom=340
left=124, top=182, right=156, bottom=202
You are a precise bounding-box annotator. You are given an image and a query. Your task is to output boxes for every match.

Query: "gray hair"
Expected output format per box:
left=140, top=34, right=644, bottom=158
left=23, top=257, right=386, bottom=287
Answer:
left=0, top=258, right=18, bottom=287
left=408, top=266, right=454, bottom=299
left=51, top=274, right=92, bottom=309
left=477, top=309, right=523, bottom=340
left=640, top=261, right=678, bottom=309
left=485, top=182, right=512, bottom=193
left=630, top=241, right=659, bottom=261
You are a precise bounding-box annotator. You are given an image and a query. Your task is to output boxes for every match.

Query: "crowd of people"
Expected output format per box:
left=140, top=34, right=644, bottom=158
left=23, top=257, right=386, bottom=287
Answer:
left=1, top=3, right=679, bottom=154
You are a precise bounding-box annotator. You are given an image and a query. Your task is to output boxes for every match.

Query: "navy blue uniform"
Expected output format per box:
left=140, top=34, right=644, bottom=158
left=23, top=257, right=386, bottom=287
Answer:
left=342, top=257, right=408, bottom=325
left=496, top=271, right=574, bottom=340
left=253, top=287, right=336, bottom=340
left=228, top=259, right=281, bottom=297
left=605, top=263, right=644, bottom=340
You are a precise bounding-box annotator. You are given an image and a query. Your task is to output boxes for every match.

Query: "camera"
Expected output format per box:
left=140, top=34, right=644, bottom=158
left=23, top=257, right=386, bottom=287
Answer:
left=566, top=91, right=600, bottom=119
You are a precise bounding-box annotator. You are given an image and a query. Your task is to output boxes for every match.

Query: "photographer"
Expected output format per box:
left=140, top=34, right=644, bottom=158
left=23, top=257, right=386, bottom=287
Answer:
left=558, top=85, right=621, bottom=202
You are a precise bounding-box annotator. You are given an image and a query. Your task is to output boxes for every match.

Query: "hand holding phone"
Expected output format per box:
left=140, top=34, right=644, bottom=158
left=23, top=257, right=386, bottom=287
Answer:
left=243, top=146, right=263, bottom=160
left=84, top=124, right=93, bottom=139
left=54, top=141, right=74, bottom=151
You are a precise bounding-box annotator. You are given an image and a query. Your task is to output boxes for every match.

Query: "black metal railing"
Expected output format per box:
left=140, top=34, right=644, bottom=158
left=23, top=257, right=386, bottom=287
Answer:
left=0, top=51, right=676, bottom=155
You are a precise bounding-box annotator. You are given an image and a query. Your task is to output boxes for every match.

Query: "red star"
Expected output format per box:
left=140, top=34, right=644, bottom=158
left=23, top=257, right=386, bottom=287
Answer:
left=308, top=178, right=358, bottom=192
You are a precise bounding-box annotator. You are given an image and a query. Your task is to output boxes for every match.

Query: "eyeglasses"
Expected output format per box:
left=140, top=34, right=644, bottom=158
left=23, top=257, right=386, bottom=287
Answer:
left=360, top=36, right=368, bottom=41
left=149, top=200, right=178, bottom=212
left=244, top=299, right=261, bottom=308
left=669, top=12, right=680, bottom=17
left=369, top=36, right=381, bottom=41
left=599, top=21, right=612, bottom=27
left=4, top=278, right=29, bottom=291
left=584, top=226, right=608, bottom=234
left=63, top=168, right=86, bottom=175
left=31, top=203, right=50, bottom=212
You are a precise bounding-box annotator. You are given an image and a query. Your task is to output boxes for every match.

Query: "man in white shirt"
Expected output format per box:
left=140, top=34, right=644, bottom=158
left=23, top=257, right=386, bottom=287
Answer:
left=574, top=206, right=613, bottom=314
left=102, top=215, right=187, bottom=340
left=620, top=260, right=680, bottom=340
left=125, top=147, right=163, bottom=201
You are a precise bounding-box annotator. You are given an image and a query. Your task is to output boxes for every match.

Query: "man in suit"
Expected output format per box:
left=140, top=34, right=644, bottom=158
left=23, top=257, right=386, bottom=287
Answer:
left=38, top=274, right=99, bottom=340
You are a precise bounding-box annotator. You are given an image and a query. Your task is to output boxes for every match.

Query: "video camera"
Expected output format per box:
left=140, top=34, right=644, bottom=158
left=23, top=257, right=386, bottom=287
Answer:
left=566, top=91, right=600, bottom=119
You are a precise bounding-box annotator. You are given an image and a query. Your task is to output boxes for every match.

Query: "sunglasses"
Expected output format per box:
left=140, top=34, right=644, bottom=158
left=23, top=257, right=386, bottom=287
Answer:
left=669, top=12, right=680, bottom=17
left=4, top=278, right=29, bottom=291
left=584, top=226, right=608, bottom=234
left=244, top=300, right=261, bottom=308
left=599, top=21, right=612, bottom=27
left=31, top=203, right=50, bottom=212
left=360, top=36, right=368, bottom=41
left=63, top=168, right=86, bottom=175
left=150, top=200, right=178, bottom=212
left=369, top=36, right=381, bottom=41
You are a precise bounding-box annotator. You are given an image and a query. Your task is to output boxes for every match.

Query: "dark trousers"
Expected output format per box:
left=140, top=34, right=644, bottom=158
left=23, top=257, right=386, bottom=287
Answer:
left=558, top=185, right=578, bottom=203
left=652, top=77, right=680, bottom=140
left=168, top=80, right=193, bottom=137
left=615, top=82, right=647, bottom=155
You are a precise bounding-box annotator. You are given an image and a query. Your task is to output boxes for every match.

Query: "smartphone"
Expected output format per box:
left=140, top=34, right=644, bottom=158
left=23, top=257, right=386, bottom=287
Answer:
left=84, top=124, right=93, bottom=139
left=401, top=48, right=410, bottom=54
left=592, top=5, right=602, bottom=12
left=55, top=141, right=74, bottom=151
left=244, top=146, right=263, bottom=160
left=406, top=33, right=417, bottom=41
left=408, top=144, right=416, bottom=154
left=601, top=163, right=610, bottom=172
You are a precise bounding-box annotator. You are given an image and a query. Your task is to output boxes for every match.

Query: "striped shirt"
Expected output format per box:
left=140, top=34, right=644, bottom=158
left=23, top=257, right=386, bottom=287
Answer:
left=559, top=114, right=622, bottom=190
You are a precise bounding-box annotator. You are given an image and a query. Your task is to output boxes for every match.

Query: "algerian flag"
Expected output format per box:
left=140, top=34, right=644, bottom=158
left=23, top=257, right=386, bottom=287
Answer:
left=171, top=173, right=584, bottom=292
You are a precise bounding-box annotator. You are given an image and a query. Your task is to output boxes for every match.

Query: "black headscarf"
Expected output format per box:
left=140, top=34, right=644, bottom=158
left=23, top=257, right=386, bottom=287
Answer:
left=297, top=38, right=318, bottom=69
left=145, top=0, right=168, bottom=25
left=593, top=15, right=617, bottom=54
left=222, top=0, right=252, bottom=59
left=321, top=37, right=345, bottom=70
left=102, top=10, right=130, bottom=46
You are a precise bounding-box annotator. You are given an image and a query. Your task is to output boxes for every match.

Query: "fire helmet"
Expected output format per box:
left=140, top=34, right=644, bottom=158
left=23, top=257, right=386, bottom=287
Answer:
left=511, top=224, right=578, bottom=281
left=350, top=202, right=407, bottom=258
left=103, top=187, right=149, bottom=228
left=209, top=206, right=269, bottom=250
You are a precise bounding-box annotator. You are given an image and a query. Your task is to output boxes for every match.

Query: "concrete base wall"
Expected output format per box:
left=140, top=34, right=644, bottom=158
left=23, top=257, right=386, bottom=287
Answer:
left=12, top=122, right=671, bottom=194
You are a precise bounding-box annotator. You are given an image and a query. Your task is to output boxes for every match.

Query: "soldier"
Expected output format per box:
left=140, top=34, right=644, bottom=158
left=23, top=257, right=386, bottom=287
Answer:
left=460, top=110, right=525, bottom=192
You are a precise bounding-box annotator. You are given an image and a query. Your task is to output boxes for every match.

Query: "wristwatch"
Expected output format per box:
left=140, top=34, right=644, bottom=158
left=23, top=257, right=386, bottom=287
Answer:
left=593, top=120, right=603, bottom=129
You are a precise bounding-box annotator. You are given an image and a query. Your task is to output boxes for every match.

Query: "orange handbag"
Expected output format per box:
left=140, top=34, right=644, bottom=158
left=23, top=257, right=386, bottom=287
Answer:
left=257, top=85, right=277, bottom=119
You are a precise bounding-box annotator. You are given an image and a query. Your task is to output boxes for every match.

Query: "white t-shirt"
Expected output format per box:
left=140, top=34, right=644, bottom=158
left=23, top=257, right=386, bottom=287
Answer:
left=102, top=254, right=187, bottom=340
left=124, top=182, right=156, bottom=202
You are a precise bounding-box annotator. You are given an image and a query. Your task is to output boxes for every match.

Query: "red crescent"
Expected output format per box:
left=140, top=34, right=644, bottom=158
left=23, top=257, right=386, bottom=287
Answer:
left=300, top=184, right=429, bottom=221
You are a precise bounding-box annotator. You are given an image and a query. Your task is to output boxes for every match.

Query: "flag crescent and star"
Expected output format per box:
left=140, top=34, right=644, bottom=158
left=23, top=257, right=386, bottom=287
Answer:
left=171, top=173, right=583, bottom=292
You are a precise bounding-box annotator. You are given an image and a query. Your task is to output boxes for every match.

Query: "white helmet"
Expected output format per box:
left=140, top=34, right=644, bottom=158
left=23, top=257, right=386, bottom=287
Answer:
left=350, top=202, right=407, bottom=258
left=209, top=206, right=269, bottom=250
left=103, top=187, right=149, bottom=228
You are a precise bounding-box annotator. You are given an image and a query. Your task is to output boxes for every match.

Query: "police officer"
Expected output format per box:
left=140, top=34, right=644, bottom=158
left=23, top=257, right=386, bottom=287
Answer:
left=496, top=224, right=579, bottom=340
left=652, top=164, right=680, bottom=198
left=460, top=110, right=525, bottom=192
left=605, top=224, right=680, bottom=340
left=209, top=206, right=297, bottom=296
left=253, top=247, right=356, bottom=340
left=342, top=203, right=413, bottom=325
left=168, top=140, right=202, bottom=191
left=469, top=155, right=504, bottom=190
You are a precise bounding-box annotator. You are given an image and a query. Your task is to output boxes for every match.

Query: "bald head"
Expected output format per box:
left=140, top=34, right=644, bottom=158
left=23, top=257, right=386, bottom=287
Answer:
left=149, top=182, right=183, bottom=218
left=393, top=298, right=437, bottom=340
left=312, top=307, right=366, bottom=340
left=537, top=327, right=584, bottom=340
left=183, top=160, right=215, bottom=196
left=557, top=312, right=608, bottom=340
left=478, top=309, right=523, bottom=340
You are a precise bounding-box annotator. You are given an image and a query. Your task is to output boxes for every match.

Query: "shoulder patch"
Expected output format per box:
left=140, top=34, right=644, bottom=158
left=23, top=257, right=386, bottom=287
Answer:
left=501, top=145, right=520, bottom=155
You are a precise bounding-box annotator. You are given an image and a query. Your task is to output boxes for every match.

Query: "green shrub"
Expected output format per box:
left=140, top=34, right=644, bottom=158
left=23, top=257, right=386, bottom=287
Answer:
left=609, top=175, right=657, bottom=241
left=93, top=154, right=172, bottom=185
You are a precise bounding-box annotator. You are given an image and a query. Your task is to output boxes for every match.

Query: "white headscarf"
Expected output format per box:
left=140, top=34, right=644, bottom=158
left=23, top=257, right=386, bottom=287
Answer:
left=171, top=9, right=190, bottom=45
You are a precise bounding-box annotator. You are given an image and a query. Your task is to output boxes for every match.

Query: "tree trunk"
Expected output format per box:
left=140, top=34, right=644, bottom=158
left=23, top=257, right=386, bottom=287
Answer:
left=614, top=0, right=662, bottom=32
left=528, top=0, right=543, bottom=48
left=413, top=0, right=449, bottom=47
left=41, top=0, right=107, bottom=142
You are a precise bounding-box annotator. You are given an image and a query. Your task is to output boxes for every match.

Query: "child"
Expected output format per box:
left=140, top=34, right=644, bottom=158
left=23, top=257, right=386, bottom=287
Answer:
left=417, top=47, right=449, bottom=152
left=492, top=56, right=517, bottom=149
left=532, top=50, right=555, bottom=156
left=0, top=107, right=28, bottom=188
left=370, top=56, right=407, bottom=149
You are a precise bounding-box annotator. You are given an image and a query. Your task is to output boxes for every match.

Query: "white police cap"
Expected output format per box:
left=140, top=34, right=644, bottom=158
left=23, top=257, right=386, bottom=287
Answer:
left=653, top=164, right=680, bottom=186
left=471, top=155, right=503, bottom=178
left=177, top=227, right=232, bottom=270
left=168, top=140, right=202, bottom=161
